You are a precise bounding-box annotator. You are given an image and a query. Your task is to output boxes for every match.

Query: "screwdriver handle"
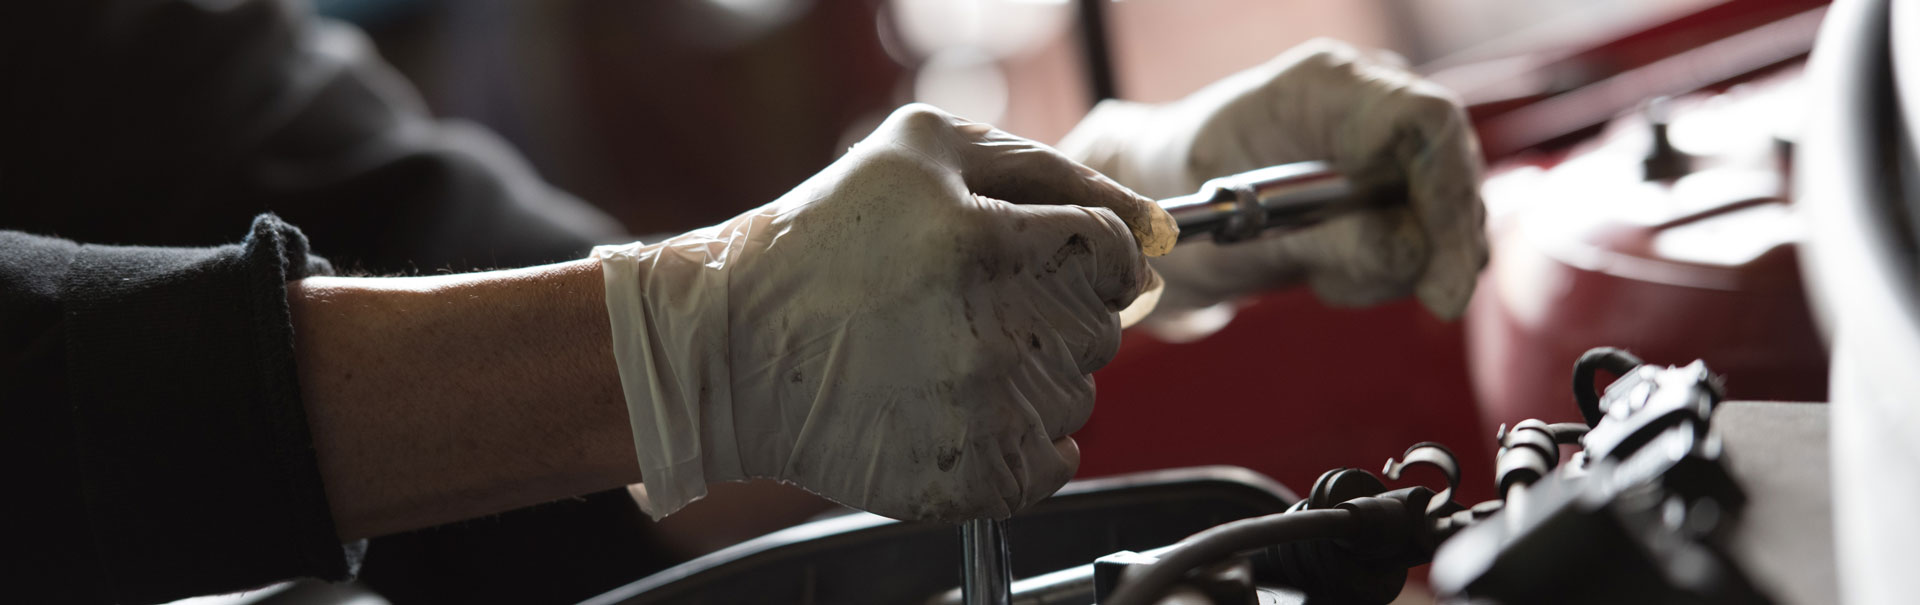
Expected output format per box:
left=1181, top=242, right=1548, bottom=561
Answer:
left=1159, top=161, right=1370, bottom=244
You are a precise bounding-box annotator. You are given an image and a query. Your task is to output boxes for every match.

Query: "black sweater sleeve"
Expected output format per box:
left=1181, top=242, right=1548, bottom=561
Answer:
left=0, top=1, right=660, bottom=602
left=2, top=215, right=356, bottom=605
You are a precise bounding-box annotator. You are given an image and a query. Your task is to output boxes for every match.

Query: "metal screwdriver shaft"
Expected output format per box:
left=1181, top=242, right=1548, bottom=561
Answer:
left=955, top=162, right=1365, bottom=605
left=961, top=518, right=1013, bottom=605
left=1157, top=161, right=1363, bottom=243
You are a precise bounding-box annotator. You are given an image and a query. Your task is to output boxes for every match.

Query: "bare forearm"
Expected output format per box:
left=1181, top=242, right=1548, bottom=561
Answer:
left=289, top=258, right=638, bottom=541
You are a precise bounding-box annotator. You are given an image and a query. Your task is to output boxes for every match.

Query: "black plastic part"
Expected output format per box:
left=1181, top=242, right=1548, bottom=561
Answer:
left=1573, top=347, right=1645, bottom=427
left=1582, top=360, right=1721, bottom=462
left=1099, top=554, right=1257, bottom=605
left=1263, top=472, right=1439, bottom=605
left=1434, top=353, right=1769, bottom=605
left=582, top=468, right=1295, bottom=605
left=1496, top=420, right=1566, bottom=498
left=1383, top=442, right=1463, bottom=516
left=1290, top=468, right=1388, bottom=514
left=1190, top=558, right=1259, bottom=605
left=1495, top=447, right=1552, bottom=499
left=1547, top=423, right=1592, bottom=444
left=1433, top=448, right=1768, bottom=604
left=1094, top=550, right=1160, bottom=603
left=1102, top=468, right=1437, bottom=605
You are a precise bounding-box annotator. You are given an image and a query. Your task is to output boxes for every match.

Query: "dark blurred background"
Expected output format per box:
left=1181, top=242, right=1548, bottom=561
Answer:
left=312, top=0, right=1714, bottom=237
left=150, top=1, right=1832, bottom=603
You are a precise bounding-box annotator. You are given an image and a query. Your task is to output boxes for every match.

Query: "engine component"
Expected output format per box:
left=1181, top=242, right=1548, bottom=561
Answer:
left=1095, top=348, right=1771, bottom=605
left=585, top=349, right=1787, bottom=605
left=953, top=160, right=1370, bottom=605
left=1430, top=352, right=1763, bottom=604
left=584, top=467, right=1296, bottom=605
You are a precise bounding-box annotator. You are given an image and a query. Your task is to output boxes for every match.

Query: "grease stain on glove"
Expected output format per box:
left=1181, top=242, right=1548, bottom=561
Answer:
left=596, top=104, right=1174, bottom=522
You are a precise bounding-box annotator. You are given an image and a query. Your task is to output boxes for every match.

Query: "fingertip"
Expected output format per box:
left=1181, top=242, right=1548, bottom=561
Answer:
left=1053, top=437, right=1081, bottom=471
left=1365, top=47, right=1413, bottom=71
left=1013, top=437, right=1078, bottom=511
left=1137, top=195, right=1179, bottom=257
left=1415, top=248, right=1483, bottom=320
left=1080, top=170, right=1177, bottom=257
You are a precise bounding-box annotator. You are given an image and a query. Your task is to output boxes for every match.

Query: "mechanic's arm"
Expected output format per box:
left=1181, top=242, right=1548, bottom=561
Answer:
left=3, top=217, right=350, bottom=605
left=297, top=104, right=1179, bottom=538
left=289, top=259, right=636, bottom=541
left=1058, top=39, right=1489, bottom=337
left=5, top=105, right=1167, bottom=601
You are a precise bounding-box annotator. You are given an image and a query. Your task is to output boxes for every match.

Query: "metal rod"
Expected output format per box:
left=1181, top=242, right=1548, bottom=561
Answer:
left=951, top=162, right=1366, bottom=605
left=1075, top=0, right=1118, bottom=105
left=961, top=518, right=1013, bottom=605
left=1159, top=161, right=1367, bottom=244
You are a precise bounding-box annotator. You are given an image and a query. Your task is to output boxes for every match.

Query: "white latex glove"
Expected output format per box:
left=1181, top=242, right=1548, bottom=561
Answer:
left=1058, top=38, right=1488, bottom=332
left=595, top=104, right=1177, bottom=522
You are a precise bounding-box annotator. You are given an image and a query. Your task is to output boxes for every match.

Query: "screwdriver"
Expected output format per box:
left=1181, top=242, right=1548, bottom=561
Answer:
left=960, top=161, right=1374, bottom=605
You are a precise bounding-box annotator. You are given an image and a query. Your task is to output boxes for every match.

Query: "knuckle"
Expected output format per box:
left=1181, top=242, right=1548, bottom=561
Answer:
left=1061, top=375, right=1097, bottom=435
left=1024, top=460, right=1074, bottom=508
left=886, top=103, right=957, bottom=137
left=1081, top=206, right=1138, bottom=260
left=858, top=145, right=932, bottom=175
left=850, top=147, right=956, bottom=201
left=1090, top=204, right=1130, bottom=235
left=1406, top=89, right=1465, bottom=124
left=1290, top=37, right=1361, bottom=72
left=1082, top=317, right=1122, bottom=371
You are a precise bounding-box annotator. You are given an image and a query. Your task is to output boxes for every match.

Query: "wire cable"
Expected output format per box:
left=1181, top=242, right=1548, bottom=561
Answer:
left=1103, top=509, right=1357, bottom=605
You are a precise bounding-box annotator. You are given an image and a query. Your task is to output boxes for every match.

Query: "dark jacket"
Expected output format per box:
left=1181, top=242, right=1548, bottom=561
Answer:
left=0, top=1, right=666, bottom=603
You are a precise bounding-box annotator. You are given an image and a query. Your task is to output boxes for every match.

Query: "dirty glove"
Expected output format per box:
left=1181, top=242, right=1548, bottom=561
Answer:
left=595, top=104, right=1176, bottom=521
left=1058, top=38, right=1487, bottom=336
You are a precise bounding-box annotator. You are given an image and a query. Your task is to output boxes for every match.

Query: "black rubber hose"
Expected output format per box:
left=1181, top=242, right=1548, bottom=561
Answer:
left=1103, top=509, right=1357, bottom=605
left=1572, top=347, right=1644, bottom=427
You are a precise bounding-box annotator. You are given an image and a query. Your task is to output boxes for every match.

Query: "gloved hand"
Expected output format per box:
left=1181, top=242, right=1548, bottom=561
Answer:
left=1058, top=38, right=1488, bottom=335
left=594, top=104, right=1177, bottom=522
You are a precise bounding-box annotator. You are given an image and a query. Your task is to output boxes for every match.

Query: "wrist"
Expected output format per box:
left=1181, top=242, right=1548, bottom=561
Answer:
left=593, top=239, right=740, bottom=518
left=292, top=259, right=637, bottom=540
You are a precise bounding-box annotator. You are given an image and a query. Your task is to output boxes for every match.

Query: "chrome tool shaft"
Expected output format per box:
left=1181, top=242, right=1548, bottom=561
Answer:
left=1159, top=161, right=1364, bottom=244
left=961, top=518, right=1013, bottom=605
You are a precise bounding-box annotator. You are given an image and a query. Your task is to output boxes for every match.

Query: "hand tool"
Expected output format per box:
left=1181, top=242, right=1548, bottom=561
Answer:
left=1159, top=160, right=1369, bottom=244
left=960, top=519, right=1012, bottom=605
left=960, top=160, right=1377, bottom=605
